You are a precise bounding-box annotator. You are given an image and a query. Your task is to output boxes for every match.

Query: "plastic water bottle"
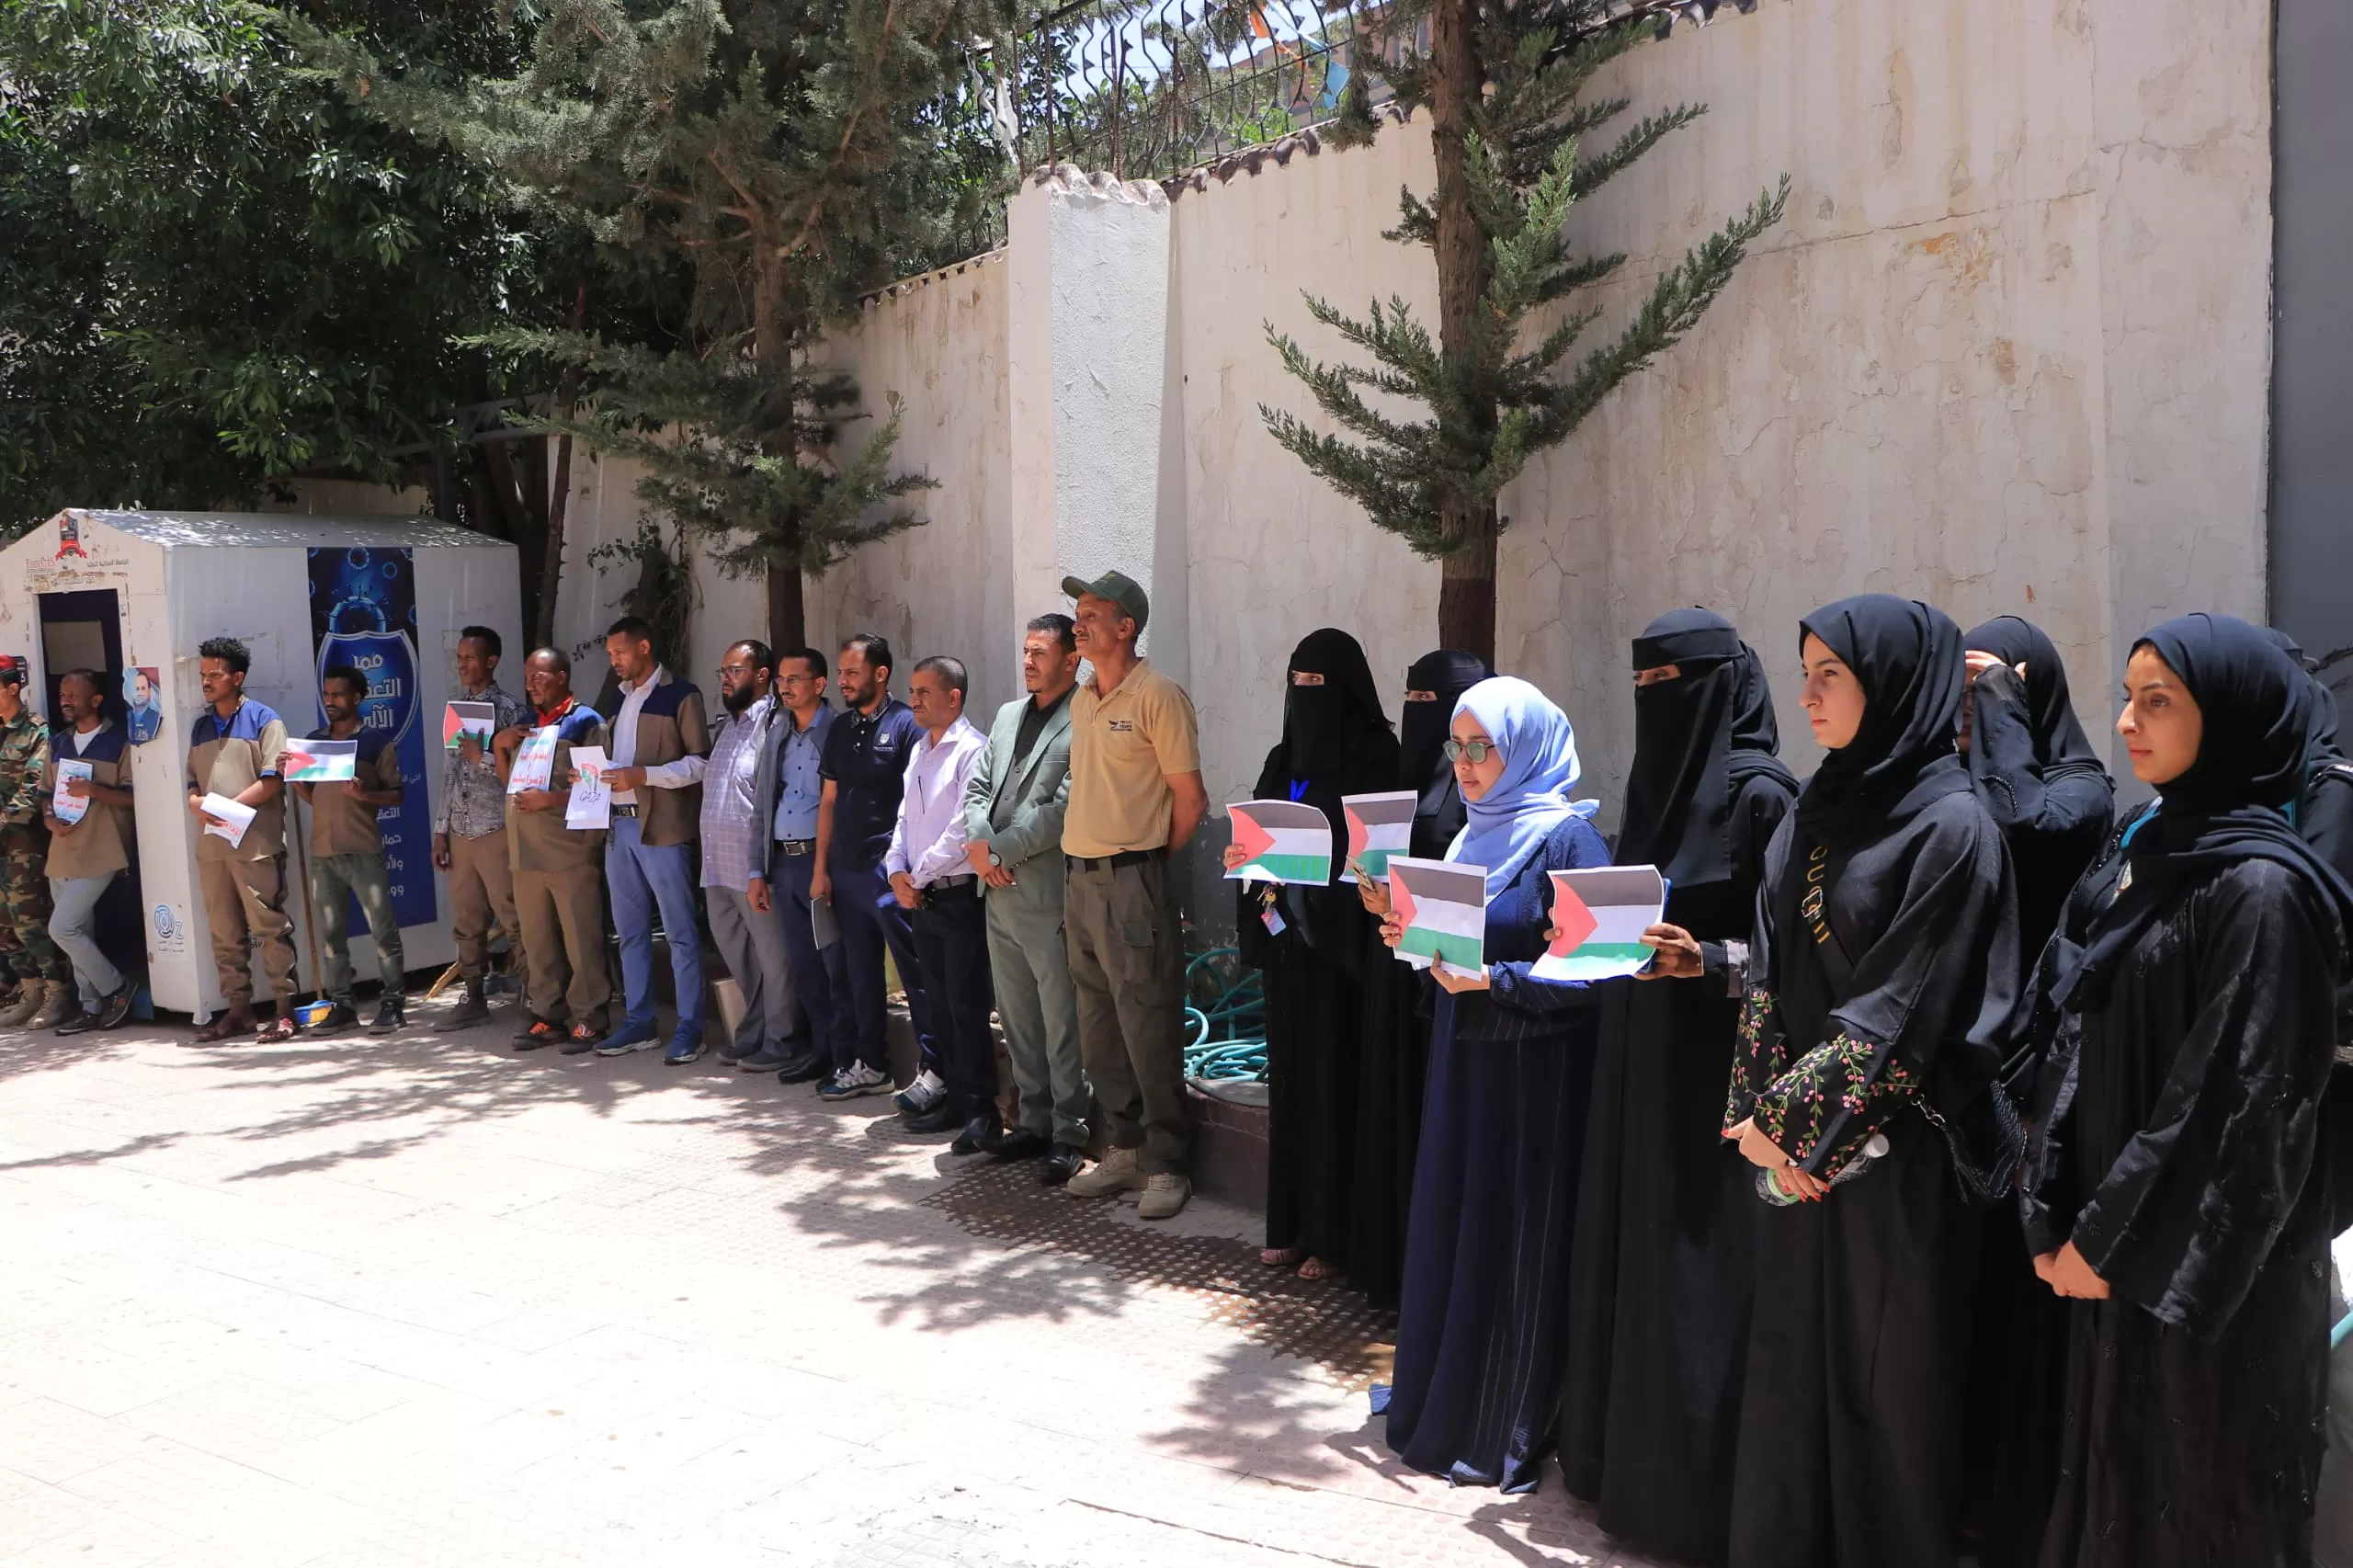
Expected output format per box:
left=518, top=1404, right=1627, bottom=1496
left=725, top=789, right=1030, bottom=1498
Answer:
left=1756, top=1131, right=1893, bottom=1205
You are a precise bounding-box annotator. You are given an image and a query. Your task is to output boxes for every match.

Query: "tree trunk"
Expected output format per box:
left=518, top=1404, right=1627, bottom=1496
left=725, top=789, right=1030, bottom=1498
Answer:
left=1438, top=501, right=1498, bottom=667
left=1426, top=0, right=1500, bottom=664
left=532, top=284, right=589, bottom=650
left=767, top=566, right=805, bottom=658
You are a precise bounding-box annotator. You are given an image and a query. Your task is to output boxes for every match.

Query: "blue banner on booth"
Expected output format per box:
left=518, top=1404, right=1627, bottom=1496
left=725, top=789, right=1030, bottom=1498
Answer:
left=308, top=548, right=435, bottom=928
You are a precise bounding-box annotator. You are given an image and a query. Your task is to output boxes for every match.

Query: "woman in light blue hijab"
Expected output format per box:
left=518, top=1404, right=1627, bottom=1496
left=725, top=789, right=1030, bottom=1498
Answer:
left=1375, top=675, right=1612, bottom=1492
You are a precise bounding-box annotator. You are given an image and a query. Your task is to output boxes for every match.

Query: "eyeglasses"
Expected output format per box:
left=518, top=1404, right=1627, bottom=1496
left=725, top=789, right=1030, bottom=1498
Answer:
left=716, top=664, right=761, bottom=678
left=1442, top=739, right=1496, bottom=764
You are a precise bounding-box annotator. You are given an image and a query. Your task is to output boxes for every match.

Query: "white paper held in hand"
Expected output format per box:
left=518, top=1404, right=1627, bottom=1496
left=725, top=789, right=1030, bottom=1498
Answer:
left=506, top=726, right=559, bottom=794
left=52, top=759, right=93, bottom=825
left=200, top=791, right=256, bottom=847
left=565, top=745, right=611, bottom=830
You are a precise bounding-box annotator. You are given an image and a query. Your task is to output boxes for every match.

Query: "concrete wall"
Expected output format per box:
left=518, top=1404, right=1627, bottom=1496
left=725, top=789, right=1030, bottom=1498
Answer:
left=337, top=0, right=2278, bottom=845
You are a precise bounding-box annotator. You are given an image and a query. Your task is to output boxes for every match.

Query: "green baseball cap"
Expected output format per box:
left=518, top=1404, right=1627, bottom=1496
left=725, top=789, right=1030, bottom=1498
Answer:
left=1062, top=570, right=1149, bottom=634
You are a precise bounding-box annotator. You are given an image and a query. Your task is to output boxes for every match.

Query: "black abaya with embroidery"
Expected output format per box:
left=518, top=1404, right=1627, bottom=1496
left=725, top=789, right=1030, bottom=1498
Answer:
left=1349, top=650, right=1487, bottom=1310
left=1722, top=596, right=2022, bottom=1568
left=1238, top=631, right=1399, bottom=1271
left=1559, top=613, right=1796, bottom=1568
left=1956, top=616, right=2115, bottom=1568
left=2020, top=614, right=2353, bottom=1568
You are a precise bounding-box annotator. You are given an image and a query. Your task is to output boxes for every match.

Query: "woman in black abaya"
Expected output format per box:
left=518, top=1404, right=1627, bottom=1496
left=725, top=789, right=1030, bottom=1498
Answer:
left=1722, top=594, right=2022, bottom=1568
left=1349, top=649, right=1487, bottom=1310
left=1954, top=614, right=2114, bottom=1568
left=1230, top=630, right=1399, bottom=1280
left=2020, top=614, right=2353, bottom=1568
left=1559, top=609, right=1796, bottom=1567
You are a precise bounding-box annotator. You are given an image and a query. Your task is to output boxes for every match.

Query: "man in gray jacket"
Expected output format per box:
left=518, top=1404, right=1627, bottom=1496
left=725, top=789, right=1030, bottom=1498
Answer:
left=961, top=613, right=1088, bottom=1183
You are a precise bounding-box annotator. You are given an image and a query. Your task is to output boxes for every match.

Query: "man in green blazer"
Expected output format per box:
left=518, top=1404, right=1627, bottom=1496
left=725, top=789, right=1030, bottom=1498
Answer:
left=961, top=613, right=1088, bottom=1183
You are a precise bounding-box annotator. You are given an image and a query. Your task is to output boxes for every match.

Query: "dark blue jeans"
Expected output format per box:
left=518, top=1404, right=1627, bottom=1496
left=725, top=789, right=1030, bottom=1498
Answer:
left=606, top=814, right=706, bottom=1044
left=910, top=882, right=996, bottom=1119
left=773, top=848, right=854, bottom=1072
left=829, top=856, right=938, bottom=1080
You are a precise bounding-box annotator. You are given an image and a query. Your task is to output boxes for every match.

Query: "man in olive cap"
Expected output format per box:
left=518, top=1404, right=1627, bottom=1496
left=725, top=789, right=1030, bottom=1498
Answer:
left=0, top=657, right=70, bottom=1028
left=1054, top=571, right=1208, bottom=1219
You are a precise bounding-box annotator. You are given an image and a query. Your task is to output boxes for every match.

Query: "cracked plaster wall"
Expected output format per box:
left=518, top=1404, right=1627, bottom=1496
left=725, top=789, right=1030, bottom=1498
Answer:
left=523, top=0, right=2274, bottom=825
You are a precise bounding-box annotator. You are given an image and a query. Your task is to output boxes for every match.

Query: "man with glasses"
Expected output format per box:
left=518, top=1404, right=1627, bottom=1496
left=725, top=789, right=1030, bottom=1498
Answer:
left=699, top=641, right=803, bottom=1072
left=751, top=648, right=850, bottom=1086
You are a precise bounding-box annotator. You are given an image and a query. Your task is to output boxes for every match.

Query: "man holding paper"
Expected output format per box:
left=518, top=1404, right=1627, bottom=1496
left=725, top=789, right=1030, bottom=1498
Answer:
left=500, top=648, right=613, bottom=1051
left=0, top=656, right=70, bottom=1029
left=43, top=669, right=135, bottom=1034
left=185, top=636, right=301, bottom=1041
left=432, top=626, right=529, bottom=1026
left=290, top=665, right=408, bottom=1035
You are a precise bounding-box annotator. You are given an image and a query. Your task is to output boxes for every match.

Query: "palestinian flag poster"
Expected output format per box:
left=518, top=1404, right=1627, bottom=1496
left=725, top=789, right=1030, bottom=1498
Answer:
left=1224, top=800, right=1333, bottom=886
left=1338, top=790, right=1417, bottom=882
left=1387, top=856, right=1489, bottom=976
left=281, top=737, right=358, bottom=784
left=1535, top=864, right=1668, bottom=982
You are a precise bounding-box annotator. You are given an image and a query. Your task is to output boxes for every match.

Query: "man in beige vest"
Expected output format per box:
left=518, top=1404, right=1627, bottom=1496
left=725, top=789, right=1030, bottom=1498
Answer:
left=42, top=669, right=136, bottom=1034
left=499, top=648, right=615, bottom=1051
left=185, top=636, right=300, bottom=1042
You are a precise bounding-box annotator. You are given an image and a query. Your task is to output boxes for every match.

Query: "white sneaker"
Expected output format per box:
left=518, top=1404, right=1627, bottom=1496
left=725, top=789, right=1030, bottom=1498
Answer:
left=892, top=1068, right=947, bottom=1116
left=1138, top=1172, right=1192, bottom=1220
left=1064, top=1146, right=1146, bottom=1198
left=817, top=1062, right=892, bottom=1100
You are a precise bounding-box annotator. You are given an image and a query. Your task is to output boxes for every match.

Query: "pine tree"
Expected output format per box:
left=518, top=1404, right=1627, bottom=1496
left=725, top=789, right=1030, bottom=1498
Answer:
left=302, top=0, right=1016, bottom=650
left=1261, top=0, right=1786, bottom=664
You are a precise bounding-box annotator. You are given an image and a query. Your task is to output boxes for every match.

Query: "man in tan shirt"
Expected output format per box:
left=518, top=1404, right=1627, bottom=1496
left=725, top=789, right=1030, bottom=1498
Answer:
left=43, top=669, right=136, bottom=1034
left=290, top=665, right=408, bottom=1036
left=1056, top=571, right=1208, bottom=1219
left=186, top=636, right=301, bottom=1041
left=497, top=648, right=614, bottom=1051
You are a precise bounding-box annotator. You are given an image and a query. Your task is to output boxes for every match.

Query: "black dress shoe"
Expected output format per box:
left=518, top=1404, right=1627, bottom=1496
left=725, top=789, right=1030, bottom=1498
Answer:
left=775, top=1050, right=830, bottom=1085
left=903, top=1101, right=962, bottom=1135
left=949, top=1115, right=1002, bottom=1156
left=988, top=1129, right=1052, bottom=1163
left=719, top=1038, right=765, bottom=1064
left=1040, top=1142, right=1086, bottom=1186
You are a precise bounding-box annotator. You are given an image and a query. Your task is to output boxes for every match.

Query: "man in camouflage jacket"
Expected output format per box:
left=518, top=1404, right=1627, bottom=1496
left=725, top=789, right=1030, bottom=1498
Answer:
left=0, top=658, right=68, bottom=1027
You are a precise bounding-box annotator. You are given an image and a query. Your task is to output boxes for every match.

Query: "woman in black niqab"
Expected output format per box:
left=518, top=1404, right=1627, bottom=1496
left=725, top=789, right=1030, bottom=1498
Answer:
left=1952, top=615, right=2114, bottom=1568
left=1348, top=649, right=1488, bottom=1309
left=1233, top=629, right=1399, bottom=1280
left=2020, top=614, right=2353, bottom=1568
left=1560, top=610, right=1796, bottom=1568
left=1721, top=594, right=2023, bottom=1568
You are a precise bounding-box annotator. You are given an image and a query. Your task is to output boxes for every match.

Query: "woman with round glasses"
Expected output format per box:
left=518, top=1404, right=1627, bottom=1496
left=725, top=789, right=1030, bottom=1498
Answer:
left=1376, top=676, right=1609, bottom=1492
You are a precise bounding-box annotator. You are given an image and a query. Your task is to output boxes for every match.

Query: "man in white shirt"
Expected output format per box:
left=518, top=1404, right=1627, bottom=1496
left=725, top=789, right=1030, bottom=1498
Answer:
left=884, top=655, right=995, bottom=1151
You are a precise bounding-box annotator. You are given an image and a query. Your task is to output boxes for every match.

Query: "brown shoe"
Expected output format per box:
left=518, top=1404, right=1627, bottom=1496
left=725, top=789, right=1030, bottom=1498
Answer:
left=29, top=981, right=78, bottom=1029
left=190, top=1006, right=257, bottom=1043
left=0, top=983, right=45, bottom=1028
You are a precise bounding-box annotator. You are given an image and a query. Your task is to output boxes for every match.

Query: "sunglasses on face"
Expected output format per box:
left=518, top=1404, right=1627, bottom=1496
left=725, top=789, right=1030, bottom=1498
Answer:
left=1442, top=739, right=1496, bottom=764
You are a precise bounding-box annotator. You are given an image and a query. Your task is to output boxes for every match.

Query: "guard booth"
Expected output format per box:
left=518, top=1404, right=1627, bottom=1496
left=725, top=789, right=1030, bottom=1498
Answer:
left=0, top=511, right=522, bottom=1020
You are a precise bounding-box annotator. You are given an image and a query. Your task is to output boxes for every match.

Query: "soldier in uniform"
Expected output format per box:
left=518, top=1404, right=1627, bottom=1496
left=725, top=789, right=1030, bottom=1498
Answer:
left=0, top=656, right=70, bottom=1028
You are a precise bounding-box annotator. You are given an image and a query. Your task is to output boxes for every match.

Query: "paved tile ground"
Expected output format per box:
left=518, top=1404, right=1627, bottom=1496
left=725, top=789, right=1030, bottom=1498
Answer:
left=1, top=1008, right=1667, bottom=1568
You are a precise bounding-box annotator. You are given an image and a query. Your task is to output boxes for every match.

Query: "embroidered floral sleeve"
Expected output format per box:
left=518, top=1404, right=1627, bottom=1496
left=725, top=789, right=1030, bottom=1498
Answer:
left=1724, top=988, right=1789, bottom=1133
left=1752, top=1029, right=1920, bottom=1178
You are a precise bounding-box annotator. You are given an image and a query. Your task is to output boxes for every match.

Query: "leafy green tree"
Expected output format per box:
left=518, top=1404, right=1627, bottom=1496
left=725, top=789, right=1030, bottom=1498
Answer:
left=1262, top=0, right=1785, bottom=662
left=307, top=0, right=1020, bottom=650
left=0, top=0, right=567, bottom=532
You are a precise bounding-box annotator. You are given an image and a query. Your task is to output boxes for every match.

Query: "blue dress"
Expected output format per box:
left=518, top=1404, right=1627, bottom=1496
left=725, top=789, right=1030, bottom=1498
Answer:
left=1383, top=814, right=1610, bottom=1491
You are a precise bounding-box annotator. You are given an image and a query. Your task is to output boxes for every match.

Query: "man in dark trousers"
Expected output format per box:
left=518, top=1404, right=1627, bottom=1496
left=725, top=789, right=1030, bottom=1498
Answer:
left=749, top=647, right=848, bottom=1086
left=291, top=665, right=408, bottom=1035
left=808, top=634, right=926, bottom=1101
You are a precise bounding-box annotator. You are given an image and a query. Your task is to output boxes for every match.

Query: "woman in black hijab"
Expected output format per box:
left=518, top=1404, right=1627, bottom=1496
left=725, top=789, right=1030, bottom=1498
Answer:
left=1722, top=594, right=2022, bottom=1568
left=1953, top=615, right=2114, bottom=1568
left=1348, top=649, right=1487, bottom=1309
left=1560, top=609, right=1796, bottom=1567
left=1230, top=630, right=1399, bottom=1280
left=2020, top=614, right=2353, bottom=1568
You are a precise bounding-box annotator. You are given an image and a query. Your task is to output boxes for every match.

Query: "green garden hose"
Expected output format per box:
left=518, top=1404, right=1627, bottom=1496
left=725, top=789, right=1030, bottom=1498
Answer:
left=1183, top=947, right=1267, bottom=1080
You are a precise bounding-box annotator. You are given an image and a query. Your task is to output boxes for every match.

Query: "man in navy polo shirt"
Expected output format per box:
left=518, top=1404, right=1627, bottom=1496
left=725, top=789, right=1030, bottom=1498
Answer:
left=808, top=633, right=930, bottom=1100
